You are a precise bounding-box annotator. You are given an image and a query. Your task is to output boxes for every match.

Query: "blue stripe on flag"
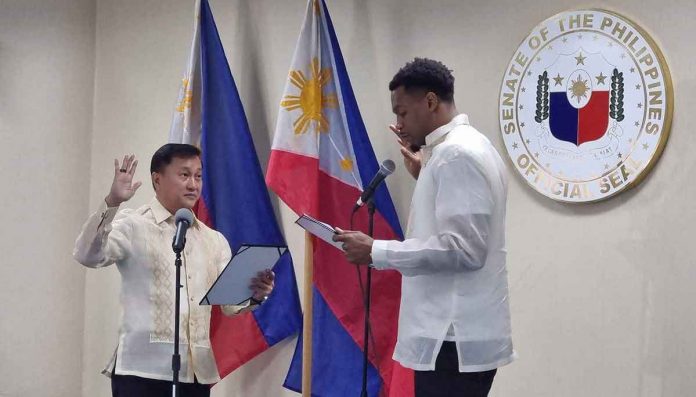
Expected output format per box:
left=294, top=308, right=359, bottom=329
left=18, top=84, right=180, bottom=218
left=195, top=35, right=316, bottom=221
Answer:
left=284, top=288, right=382, bottom=396
left=199, top=0, right=301, bottom=346
left=253, top=251, right=302, bottom=345
left=200, top=0, right=285, bottom=250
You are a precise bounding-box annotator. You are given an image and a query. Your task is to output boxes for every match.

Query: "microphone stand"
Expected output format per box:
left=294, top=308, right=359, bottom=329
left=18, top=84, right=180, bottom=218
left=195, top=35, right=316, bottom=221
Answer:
left=172, top=240, right=185, bottom=397
left=360, top=198, right=376, bottom=397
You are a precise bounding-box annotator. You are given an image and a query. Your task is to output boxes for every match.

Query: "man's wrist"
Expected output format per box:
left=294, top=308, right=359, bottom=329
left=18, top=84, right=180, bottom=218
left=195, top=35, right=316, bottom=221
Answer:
left=104, top=195, right=121, bottom=208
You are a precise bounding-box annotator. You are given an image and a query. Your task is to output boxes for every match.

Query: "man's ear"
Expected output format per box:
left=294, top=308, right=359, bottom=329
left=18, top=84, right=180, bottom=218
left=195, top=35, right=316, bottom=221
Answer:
left=426, top=92, right=439, bottom=111
left=151, top=172, right=160, bottom=192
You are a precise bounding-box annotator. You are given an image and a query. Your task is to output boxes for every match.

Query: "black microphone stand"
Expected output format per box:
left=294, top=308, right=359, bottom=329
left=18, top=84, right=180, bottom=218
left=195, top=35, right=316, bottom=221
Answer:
left=172, top=239, right=185, bottom=397
left=360, top=198, right=376, bottom=397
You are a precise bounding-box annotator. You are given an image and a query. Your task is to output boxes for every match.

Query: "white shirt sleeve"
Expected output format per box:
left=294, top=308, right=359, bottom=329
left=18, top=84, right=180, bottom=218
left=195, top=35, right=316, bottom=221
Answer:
left=73, top=200, right=132, bottom=268
left=371, top=149, right=493, bottom=276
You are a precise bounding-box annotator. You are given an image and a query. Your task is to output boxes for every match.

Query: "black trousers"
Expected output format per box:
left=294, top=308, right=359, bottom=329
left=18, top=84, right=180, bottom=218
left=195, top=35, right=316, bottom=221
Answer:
left=414, top=342, right=497, bottom=397
left=111, top=374, right=210, bottom=397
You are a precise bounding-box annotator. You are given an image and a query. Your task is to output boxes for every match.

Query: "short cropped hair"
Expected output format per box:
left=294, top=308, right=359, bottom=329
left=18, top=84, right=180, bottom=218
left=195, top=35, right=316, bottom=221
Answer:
left=388, top=57, right=455, bottom=102
left=150, top=143, right=201, bottom=174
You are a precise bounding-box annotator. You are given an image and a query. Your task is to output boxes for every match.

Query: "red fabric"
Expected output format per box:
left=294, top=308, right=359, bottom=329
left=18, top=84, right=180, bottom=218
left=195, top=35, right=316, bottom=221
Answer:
left=209, top=306, right=270, bottom=375
left=267, top=149, right=413, bottom=396
left=193, top=199, right=269, bottom=378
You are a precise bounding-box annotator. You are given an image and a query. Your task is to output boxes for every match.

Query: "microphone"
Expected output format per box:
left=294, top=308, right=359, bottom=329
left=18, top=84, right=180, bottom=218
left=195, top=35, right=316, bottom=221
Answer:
left=354, top=159, right=396, bottom=211
left=172, top=208, right=194, bottom=253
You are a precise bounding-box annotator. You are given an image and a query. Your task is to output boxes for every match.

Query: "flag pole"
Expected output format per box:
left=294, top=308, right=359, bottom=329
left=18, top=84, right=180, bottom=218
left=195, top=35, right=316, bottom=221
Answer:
left=302, top=231, right=313, bottom=397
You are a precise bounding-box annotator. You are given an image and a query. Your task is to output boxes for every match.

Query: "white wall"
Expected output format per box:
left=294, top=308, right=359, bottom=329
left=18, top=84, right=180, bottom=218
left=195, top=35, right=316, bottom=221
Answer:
left=0, top=1, right=96, bottom=396
left=3, top=0, right=695, bottom=396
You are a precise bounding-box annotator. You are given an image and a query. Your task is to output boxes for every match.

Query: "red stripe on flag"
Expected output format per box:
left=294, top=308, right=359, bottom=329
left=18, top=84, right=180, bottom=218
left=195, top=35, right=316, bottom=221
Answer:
left=209, top=306, right=270, bottom=376
left=266, top=149, right=320, bottom=216
left=193, top=198, right=213, bottom=228
left=194, top=198, right=270, bottom=377
left=387, top=362, right=415, bottom=397
left=314, top=171, right=404, bottom=396
left=267, top=149, right=412, bottom=396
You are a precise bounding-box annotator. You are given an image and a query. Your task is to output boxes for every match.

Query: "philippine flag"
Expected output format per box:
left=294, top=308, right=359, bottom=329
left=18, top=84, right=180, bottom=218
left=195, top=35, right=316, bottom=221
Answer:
left=266, top=0, right=413, bottom=396
left=168, top=0, right=302, bottom=381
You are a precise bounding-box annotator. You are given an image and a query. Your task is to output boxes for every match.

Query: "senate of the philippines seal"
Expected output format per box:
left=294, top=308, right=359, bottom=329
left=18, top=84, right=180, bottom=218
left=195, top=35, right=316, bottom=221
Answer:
left=499, top=9, right=673, bottom=203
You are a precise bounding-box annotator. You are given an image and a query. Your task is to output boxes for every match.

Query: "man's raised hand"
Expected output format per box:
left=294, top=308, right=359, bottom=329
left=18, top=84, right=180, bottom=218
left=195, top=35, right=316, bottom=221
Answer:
left=390, top=124, right=422, bottom=180
left=105, top=154, right=142, bottom=207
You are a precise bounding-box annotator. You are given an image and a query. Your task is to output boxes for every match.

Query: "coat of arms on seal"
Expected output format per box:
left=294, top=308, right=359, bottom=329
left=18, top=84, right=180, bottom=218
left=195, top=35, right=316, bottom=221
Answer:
left=499, top=9, right=672, bottom=203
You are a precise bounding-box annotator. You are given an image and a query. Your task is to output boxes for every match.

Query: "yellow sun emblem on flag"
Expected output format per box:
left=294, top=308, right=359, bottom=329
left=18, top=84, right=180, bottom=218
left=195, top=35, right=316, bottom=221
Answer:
left=281, top=58, right=338, bottom=135
left=176, top=77, right=193, bottom=113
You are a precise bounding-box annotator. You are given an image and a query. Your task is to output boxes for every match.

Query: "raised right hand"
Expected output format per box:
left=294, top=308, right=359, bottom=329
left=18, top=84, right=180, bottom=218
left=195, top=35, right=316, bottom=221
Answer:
left=105, top=154, right=142, bottom=207
left=390, top=124, right=422, bottom=180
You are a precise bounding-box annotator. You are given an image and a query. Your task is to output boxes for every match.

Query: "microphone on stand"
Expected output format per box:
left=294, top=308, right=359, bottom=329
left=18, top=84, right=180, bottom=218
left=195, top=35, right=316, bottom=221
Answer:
left=172, top=208, right=194, bottom=253
left=353, top=159, right=396, bottom=212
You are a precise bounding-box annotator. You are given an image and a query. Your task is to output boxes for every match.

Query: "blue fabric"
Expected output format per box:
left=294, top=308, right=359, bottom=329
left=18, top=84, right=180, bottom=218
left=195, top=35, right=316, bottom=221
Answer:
left=284, top=288, right=382, bottom=397
left=199, top=0, right=301, bottom=345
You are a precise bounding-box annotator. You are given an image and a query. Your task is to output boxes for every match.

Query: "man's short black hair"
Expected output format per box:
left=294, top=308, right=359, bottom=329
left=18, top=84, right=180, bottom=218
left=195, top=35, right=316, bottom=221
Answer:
left=150, top=143, right=201, bottom=174
left=388, top=57, right=455, bottom=102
